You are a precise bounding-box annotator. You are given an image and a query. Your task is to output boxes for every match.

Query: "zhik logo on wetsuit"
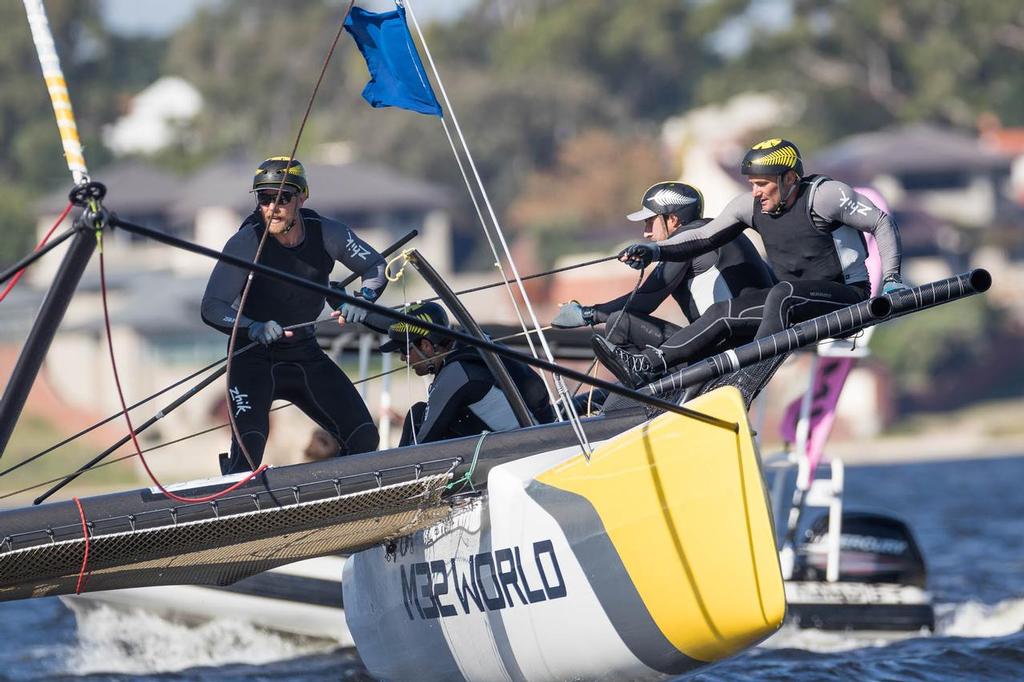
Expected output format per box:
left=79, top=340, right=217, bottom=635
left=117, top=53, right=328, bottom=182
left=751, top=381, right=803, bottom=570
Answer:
left=229, top=386, right=252, bottom=416
left=838, top=188, right=871, bottom=217
left=399, top=539, right=567, bottom=621
left=345, top=231, right=371, bottom=261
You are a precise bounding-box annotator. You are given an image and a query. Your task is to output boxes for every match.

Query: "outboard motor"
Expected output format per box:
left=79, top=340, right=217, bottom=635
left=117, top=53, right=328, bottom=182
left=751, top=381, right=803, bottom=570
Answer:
left=792, top=511, right=927, bottom=587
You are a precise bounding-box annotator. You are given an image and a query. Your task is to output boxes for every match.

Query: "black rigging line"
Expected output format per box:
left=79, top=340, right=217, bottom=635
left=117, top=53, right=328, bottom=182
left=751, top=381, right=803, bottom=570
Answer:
left=112, top=215, right=739, bottom=432
left=0, top=226, right=79, bottom=287
left=1, top=229, right=419, bottom=479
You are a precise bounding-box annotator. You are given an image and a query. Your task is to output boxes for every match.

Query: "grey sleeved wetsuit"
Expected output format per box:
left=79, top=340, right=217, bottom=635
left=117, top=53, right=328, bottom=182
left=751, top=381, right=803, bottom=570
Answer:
left=399, top=345, right=555, bottom=446
left=201, top=209, right=387, bottom=340
left=201, top=208, right=387, bottom=474
left=658, top=177, right=901, bottom=283
left=626, top=177, right=903, bottom=370
left=593, top=219, right=775, bottom=353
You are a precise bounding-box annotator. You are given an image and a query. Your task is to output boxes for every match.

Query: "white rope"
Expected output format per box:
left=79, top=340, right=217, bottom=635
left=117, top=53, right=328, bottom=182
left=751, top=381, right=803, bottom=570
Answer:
left=403, top=0, right=591, bottom=454
left=436, top=118, right=545, bottom=366
left=23, top=0, right=89, bottom=185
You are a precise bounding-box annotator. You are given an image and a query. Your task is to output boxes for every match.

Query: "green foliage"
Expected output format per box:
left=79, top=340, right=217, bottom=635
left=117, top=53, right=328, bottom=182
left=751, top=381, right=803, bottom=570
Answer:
left=871, top=296, right=1002, bottom=394
left=700, top=0, right=1024, bottom=145
left=0, top=2, right=163, bottom=267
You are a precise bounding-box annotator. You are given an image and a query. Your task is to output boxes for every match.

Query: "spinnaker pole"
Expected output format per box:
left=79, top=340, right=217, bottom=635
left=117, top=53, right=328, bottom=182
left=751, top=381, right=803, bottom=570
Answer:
left=641, top=269, right=992, bottom=396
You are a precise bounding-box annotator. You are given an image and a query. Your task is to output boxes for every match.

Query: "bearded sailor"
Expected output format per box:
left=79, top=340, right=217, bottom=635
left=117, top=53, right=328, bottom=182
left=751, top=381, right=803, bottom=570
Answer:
left=201, top=157, right=388, bottom=473
left=603, top=138, right=905, bottom=387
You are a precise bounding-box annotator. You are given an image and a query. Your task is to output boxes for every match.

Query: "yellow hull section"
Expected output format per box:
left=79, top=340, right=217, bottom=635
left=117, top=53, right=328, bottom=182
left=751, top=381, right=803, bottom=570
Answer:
left=536, top=387, right=785, bottom=662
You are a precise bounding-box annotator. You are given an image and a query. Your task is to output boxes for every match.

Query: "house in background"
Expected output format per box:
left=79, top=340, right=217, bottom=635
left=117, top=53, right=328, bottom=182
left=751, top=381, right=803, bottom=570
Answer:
left=18, top=158, right=455, bottom=479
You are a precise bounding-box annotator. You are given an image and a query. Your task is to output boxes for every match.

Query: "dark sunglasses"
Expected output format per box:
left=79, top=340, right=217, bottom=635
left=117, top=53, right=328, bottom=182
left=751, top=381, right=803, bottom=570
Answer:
left=256, top=190, right=295, bottom=206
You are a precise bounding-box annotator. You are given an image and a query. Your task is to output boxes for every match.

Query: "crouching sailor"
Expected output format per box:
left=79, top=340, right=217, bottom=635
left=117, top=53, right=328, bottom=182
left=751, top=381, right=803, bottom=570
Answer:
left=552, top=181, right=774, bottom=388
left=375, top=302, right=555, bottom=445
left=201, top=157, right=388, bottom=473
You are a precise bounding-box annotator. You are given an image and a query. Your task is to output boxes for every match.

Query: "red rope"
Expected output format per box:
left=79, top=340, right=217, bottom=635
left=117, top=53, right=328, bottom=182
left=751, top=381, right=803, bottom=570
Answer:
left=0, top=201, right=73, bottom=303
left=98, top=249, right=267, bottom=504
left=72, top=496, right=90, bottom=594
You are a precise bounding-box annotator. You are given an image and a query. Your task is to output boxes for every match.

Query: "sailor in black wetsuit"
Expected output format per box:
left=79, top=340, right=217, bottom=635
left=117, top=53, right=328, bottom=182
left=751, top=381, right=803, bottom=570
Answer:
left=373, top=302, right=555, bottom=446
left=201, top=157, right=388, bottom=473
left=551, top=181, right=774, bottom=368
left=604, top=138, right=906, bottom=387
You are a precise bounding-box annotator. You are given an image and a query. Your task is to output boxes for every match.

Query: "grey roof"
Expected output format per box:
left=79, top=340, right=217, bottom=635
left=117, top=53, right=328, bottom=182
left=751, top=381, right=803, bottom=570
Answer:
left=35, top=158, right=453, bottom=222
left=811, top=124, right=1012, bottom=183
left=172, top=159, right=452, bottom=223
left=36, top=162, right=185, bottom=214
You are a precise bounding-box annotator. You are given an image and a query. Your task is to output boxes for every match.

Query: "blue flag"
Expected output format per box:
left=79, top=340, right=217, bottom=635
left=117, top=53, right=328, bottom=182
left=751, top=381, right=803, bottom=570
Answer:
left=344, top=5, right=443, bottom=117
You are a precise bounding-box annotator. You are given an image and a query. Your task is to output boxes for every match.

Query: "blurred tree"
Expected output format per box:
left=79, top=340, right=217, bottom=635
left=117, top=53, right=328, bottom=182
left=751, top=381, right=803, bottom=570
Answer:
left=0, top=1, right=134, bottom=267
left=698, top=0, right=1024, bottom=142
left=507, top=128, right=666, bottom=262
left=871, top=296, right=1020, bottom=410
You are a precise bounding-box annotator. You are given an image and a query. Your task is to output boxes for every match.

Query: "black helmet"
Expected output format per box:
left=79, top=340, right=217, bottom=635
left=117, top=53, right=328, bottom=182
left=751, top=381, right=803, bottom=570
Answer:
left=379, top=301, right=450, bottom=353
left=626, top=182, right=704, bottom=224
left=740, top=138, right=803, bottom=177
left=252, top=156, right=309, bottom=197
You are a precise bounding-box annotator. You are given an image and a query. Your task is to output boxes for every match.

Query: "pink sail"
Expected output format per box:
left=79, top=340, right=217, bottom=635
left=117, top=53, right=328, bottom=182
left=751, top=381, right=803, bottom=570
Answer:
left=779, top=187, right=888, bottom=481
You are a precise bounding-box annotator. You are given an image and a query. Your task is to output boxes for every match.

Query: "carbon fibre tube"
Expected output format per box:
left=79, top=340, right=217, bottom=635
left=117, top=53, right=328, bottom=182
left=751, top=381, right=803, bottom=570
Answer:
left=642, top=269, right=991, bottom=395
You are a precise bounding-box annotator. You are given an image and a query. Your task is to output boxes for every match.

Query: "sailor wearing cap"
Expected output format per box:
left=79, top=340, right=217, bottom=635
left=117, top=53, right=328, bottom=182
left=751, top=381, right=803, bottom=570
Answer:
left=551, top=181, right=773, bottom=388
left=373, top=302, right=555, bottom=446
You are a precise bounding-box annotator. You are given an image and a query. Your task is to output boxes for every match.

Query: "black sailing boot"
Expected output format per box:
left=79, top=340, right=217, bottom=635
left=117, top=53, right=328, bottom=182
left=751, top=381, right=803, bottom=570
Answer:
left=591, top=336, right=668, bottom=389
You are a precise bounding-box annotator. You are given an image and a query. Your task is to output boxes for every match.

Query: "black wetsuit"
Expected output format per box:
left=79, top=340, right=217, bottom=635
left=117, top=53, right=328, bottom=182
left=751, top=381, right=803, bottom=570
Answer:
left=201, top=208, right=387, bottom=473
left=593, top=219, right=774, bottom=353
left=650, top=176, right=901, bottom=368
left=399, top=344, right=555, bottom=446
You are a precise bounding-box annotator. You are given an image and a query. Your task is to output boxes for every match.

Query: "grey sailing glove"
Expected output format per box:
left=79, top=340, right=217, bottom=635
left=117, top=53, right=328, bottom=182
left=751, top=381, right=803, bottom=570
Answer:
left=248, top=320, right=284, bottom=345
left=552, top=301, right=596, bottom=328
left=338, top=287, right=376, bottom=325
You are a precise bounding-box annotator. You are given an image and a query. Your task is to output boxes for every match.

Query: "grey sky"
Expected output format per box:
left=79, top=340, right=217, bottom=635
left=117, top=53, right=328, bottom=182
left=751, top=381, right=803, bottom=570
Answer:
left=101, top=0, right=475, bottom=36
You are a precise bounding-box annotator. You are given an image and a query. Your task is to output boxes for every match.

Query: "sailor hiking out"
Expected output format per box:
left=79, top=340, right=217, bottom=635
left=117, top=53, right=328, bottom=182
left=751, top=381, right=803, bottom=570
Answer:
left=373, top=302, right=555, bottom=446
left=551, top=181, right=774, bottom=384
left=604, top=138, right=905, bottom=387
left=201, top=157, right=388, bottom=473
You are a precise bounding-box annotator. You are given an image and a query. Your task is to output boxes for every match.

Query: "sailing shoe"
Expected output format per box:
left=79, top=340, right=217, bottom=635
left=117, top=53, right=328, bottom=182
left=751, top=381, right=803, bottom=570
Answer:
left=591, top=336, right=666, bottom=389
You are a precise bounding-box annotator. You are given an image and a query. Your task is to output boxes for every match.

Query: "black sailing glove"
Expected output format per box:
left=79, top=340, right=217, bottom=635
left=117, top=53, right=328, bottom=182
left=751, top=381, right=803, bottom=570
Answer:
left=618, top=242, right=660, bottom=270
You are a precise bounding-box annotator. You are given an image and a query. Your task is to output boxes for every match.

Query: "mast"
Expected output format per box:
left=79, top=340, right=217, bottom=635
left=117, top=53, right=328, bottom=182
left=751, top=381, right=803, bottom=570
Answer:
left=0, top=2, right=99, bottom=458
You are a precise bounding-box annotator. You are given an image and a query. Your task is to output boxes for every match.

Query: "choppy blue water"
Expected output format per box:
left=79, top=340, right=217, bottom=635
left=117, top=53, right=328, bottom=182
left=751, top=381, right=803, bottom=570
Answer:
left=2, top=455, right=1023, bottom=681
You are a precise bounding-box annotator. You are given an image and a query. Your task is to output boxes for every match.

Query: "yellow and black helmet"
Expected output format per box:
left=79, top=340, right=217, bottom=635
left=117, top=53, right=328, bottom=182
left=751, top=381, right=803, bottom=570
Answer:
left=252, top=156, right=309, bottom=197
left=740, top=138, right=803, bottom=177
left=379, top=301, right=450, bottom=352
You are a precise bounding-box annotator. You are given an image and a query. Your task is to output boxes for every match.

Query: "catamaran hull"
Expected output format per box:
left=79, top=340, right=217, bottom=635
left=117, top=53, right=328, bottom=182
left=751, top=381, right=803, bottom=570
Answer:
left=345, top=389, right=786, bottom=682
